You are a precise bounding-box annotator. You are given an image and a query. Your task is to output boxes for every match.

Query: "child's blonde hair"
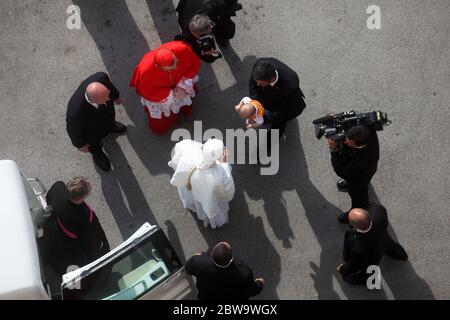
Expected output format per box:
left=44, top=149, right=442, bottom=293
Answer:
left=237, top=103, right=256, bottom=119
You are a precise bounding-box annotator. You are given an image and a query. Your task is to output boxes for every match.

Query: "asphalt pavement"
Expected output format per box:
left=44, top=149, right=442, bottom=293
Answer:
left=0, top=0, right=448, bottom=299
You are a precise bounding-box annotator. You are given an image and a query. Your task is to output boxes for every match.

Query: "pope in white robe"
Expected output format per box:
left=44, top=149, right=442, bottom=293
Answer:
left=168, top=138, right=235, bottom=228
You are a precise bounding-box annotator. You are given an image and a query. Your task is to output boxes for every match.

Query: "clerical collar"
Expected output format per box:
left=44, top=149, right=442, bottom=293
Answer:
left=356, top=221, right=372, bottom=234
left=270, top=70, right=279, bottom=87
left=212, top=257, right=234, bottom=268
left=85, top=92, right=99, bottom=109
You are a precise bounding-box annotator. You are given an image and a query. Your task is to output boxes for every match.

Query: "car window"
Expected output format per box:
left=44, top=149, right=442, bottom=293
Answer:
left=62, top=228, right=182, bottom=300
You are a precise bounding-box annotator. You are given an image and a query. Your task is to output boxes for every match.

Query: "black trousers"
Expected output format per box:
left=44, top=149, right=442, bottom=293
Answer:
left=344, top=231, right=408, bottom=263
left=264, top=92, right=306, bottom=138
left=88, top=141, right=104, bottom=155
left=346, top=165, right=378, bottom=209
left=263, top=118, right=287, bottom=154
left=341, top=230, right=408, bottom=285
left=342, top=231, right=374, bottom=285
left=270, top=115, right=289, bottom=138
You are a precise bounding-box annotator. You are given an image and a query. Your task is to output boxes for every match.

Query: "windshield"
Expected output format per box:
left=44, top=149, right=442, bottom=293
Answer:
left=62, top=228, right=182, bottom=300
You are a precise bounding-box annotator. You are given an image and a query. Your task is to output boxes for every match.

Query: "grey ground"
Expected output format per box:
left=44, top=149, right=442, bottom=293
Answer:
left=0, top=0, right=449, bottom=299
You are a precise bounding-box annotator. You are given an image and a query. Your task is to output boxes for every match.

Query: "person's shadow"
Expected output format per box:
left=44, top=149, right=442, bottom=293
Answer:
left=368, top=186, right=435, bottom=299
left=146, top=0, right=182, bottom=43
left=163, top=220, right=197, bottom=299
left=95, top=134, right=159, bottom=239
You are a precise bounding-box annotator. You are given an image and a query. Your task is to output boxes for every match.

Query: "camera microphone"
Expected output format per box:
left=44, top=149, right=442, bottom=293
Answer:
left=312, top=114, right=334, bottom=124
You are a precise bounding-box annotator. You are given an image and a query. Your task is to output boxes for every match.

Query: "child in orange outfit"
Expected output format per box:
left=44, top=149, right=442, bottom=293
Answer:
left=234, top=97, right=265, bottom=129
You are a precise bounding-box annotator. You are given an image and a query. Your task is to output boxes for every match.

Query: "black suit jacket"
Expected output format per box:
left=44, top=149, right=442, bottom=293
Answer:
left=331, top=127, right=380, bottom=181
left=176, top=0, right=206, bottom=36
left=249, top=58, right=306, bottom=123
left=176, top=0, right=240, bottom=36
left=66, top=72, right=119, bottom=148
left=176, top=0, right=241, bottom=63
left=185, top=253, right=263, bottom=300
left=341, top=203, right=390, bottom=275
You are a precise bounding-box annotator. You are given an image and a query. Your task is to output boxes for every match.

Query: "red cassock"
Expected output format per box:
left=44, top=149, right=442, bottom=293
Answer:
left=130, top=41, right=201, bottom=102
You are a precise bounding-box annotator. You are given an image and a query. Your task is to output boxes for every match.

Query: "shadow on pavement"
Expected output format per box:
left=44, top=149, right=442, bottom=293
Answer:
left=368, top=186, right=435, bottom=299
left=164, top=220, right=197, bottom=299
left=95, top=135, right=158, bottom=239
left=67, top=0, right=434, bottom=300
left=146, top=0, right=181, bottom=43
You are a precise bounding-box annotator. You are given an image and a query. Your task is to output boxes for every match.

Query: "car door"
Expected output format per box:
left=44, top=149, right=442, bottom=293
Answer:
left=60, top=223, right=192, bottom=300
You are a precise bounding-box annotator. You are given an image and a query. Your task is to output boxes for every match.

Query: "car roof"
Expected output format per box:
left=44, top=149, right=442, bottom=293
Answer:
left=0, top=160, right=46, bottom=299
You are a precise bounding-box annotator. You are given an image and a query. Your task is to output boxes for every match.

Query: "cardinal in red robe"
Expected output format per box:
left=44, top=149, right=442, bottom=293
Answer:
left=130, top=41, right=201, bottom=134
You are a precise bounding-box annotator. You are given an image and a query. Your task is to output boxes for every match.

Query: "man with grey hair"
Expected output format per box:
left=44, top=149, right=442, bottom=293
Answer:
left=337, top=203, right=408, bottom=285
left=42, top=177, right=110, bottom=278
left=176, top=0, right=243, bottom=48
left=177, top=13, right=222, bottom=63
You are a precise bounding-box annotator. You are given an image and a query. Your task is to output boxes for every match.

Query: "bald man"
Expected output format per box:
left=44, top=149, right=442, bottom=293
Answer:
left=67, top=72, right=126, bottom=171
left=337, top=203, right=408, bottom=285
left=185, top=242, right=264, bottom=300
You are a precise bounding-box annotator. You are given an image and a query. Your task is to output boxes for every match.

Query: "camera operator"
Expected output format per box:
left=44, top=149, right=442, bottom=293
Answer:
left=176, top=0, right=242, bottom=48
left=327, top=124, right=380, bottom=224
left=178, top=14, right=222, bottom=63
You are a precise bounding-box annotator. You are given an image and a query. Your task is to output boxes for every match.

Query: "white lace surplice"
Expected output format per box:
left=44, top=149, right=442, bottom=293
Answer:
left=141, top=76, right=198, bottom=119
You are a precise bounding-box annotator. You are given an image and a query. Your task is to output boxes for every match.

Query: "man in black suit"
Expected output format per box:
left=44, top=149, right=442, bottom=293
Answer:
left=66, top=72, right=126, bottom=171
left=327, top=124, right=379, bottom=223
left=185, top=241, right=265, bottom=300
left=175, top=0, right=242, bottom=63
left=249, top=58, right=306, bottom=139
left=176, top=0, right=242, bottom=48
left=176, top=13, right=222, bottom=63
left=337, top=204, right=408, bottom=286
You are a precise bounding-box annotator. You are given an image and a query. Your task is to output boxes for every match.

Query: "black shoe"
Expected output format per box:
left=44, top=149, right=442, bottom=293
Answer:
left=93, top=152, right=111, bottom=171
left=342, top=272, right=368, bottom=286
left=337, top=179, right=348, bottom=190
left=338, top=211, right=350, bottom=224
left=110, top=121, right=127, bottom=133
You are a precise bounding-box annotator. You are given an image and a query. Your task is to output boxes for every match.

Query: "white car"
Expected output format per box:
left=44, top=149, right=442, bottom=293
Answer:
left=0, top=160, right=192, bottom=300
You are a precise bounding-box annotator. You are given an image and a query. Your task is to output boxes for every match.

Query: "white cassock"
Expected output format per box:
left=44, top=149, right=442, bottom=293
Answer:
left=168, top=139, right=235, bottom=228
